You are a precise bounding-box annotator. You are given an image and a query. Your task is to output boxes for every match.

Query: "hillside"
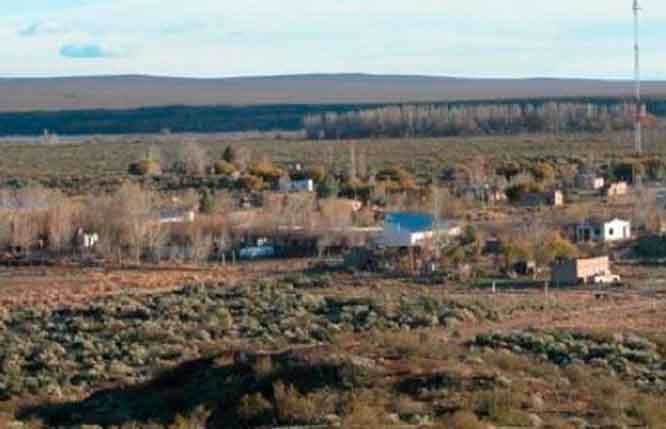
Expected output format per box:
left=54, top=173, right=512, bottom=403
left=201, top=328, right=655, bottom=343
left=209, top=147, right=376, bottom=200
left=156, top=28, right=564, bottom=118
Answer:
left=3, top=74, right=666, bottom=112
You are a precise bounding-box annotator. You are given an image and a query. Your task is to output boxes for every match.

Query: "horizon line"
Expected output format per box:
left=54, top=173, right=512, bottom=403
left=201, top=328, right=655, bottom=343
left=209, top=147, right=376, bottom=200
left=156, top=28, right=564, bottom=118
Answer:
left=1, top=72, right=665, bottom=83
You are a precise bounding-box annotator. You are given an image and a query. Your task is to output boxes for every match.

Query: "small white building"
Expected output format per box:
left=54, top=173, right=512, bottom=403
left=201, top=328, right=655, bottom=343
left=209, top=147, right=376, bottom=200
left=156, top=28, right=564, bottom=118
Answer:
left=75, top=228, right=99, bottom=249
left=156, top=208, right=196, bottom=224
left=576, top=218, right=631, bottom=243
left=279, top=176, right=315, bottom=193
left=377, top=212, right=462, bottom=248
left=605, top=182, right=629, bottom=198
left=575, top=174, right=605, bottom=191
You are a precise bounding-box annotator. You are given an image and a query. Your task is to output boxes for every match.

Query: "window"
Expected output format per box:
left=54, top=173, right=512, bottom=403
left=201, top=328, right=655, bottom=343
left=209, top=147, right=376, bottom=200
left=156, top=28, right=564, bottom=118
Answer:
left=609, top=228, right=614, bottom=237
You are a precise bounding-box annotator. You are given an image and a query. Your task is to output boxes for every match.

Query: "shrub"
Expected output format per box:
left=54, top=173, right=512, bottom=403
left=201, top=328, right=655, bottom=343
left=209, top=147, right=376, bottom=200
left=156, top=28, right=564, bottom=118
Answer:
left=273, top=382, right=317, bottom=424
left=128, top=159, right=161, bottom=176
left=448, top=411, right=483, bottom=429
left=238, top=175, right=264, bottom=192
left=304, top=166, right=327, bottom=183
left=629, top=395, right=666, bottom=427
left=222, top=145, right=236, bottom=163
left=493, top=408, right=533, bottom=426
left=377, top=165, right=416, bottom=191
left=588, top=377, right=629, bottom=420
left=394, top=395, right=427, bottom=416
left=378, top=330, right=449, bottom=359
left=505, top=181, right=543, bottom=203
left=239, top=393, right=273, bottom=424
left=199, top=190, right=216, bottom=214
left=252, top=356, right=275, bottom=376
left=213, top=160, right=236, bottom=176
left=342, top=398, right=385, bottom=429
left=249, top=160, right=284, bottom=183
left=530, top=162, right=555, bottom=182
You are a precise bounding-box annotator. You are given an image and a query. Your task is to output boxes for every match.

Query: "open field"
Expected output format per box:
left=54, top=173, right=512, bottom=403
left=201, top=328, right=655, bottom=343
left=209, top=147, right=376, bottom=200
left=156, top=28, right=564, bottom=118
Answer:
left=2, top=131, right=666, bottom=188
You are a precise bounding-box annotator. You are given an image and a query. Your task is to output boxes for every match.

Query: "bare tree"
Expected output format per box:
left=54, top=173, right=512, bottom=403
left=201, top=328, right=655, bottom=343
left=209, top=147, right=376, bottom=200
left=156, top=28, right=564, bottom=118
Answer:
left=46, top=196, right=78, bottom=252
left=11, top=213, right=38, bottom=257
left=189, top=226, right=213, bottom=265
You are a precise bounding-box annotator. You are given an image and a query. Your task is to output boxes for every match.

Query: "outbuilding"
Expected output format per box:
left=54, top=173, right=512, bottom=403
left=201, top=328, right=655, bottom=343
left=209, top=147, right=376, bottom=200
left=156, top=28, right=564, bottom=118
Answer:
left=576, top=218, right=631, bottom=243
left=551, top=256, right=611, bottom=286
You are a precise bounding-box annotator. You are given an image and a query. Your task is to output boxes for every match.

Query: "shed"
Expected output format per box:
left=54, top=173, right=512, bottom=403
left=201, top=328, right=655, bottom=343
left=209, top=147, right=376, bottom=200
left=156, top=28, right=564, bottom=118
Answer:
left=551, top=256, right=610, bottom=286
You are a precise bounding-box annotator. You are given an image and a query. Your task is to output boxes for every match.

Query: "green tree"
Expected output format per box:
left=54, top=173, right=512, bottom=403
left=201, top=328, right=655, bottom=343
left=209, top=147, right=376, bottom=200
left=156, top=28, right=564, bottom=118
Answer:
left=505, top=182, right=543, bottom=203
left=461, top=225, right=478, bottom=246
left=317, top=175, right=339, bottom=199
left=535, top=233, right=580, bottom=265
left=223, top=146, right=236, bottom=163
left=199, top=190, right=216, bottom=214
left=503, top=241, right=533, bottom=268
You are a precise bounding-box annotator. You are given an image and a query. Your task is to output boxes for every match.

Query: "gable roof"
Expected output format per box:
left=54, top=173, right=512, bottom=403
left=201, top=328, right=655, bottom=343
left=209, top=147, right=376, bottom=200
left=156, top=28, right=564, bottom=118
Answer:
left=385, top=212, right=434, bottom=232
left=581, top=217, right=630, bottom=227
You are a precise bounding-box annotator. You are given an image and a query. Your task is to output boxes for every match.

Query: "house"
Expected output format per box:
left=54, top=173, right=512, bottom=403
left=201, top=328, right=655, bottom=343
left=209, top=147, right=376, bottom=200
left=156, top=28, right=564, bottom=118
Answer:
left=605, top=182, right=629, bottom=198
left=155, top=208, right=196, bottom=224
left=520, top=190, right=564, bottom=207
left=575, top=218, right=631, bottom=243
left=278, top=176, right=315, bottom=193
left=551, top=256, right=611, bottom=286
left=377, top=212, right=462, bottom=248
left=575, top=174, right=605, bottom=191
left=460, top=184, right=507, bottom=204
left=75, top=228, right=99, bottom=249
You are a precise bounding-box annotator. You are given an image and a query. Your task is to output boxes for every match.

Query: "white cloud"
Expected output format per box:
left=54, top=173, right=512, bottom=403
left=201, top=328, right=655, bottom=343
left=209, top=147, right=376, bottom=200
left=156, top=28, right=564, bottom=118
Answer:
left=18, top=21, right=66, bottom=37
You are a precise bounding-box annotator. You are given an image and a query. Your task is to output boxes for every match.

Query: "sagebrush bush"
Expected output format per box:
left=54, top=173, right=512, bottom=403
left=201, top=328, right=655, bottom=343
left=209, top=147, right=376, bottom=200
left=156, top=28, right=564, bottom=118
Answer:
left=213, top=160, right=236, bottom=176
left=447, top=410, right=483, bottom=429
left=238, top=392, right=273, bottom=423
left=128, top=159, right=161, bottom=176
left=273, top=382, right=317, bottom=424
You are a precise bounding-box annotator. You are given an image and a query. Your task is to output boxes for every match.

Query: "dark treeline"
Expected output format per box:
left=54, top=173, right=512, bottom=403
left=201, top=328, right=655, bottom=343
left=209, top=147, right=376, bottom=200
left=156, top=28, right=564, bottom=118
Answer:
left=1, top=98, right=665, bottom=137
left=0, top=104, right=368, bottom=136
left=304, top=101, right=663, bottom=139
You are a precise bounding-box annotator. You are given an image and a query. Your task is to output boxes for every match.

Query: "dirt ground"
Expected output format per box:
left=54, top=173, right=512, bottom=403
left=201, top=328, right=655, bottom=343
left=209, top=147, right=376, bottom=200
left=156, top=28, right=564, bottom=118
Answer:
left=0, top=259, right=310, bottom=308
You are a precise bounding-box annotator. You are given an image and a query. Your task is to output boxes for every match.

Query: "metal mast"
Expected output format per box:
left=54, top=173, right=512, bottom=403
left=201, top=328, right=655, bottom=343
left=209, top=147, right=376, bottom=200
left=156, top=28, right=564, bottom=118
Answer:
left=634, top=0, right=642, bottom=155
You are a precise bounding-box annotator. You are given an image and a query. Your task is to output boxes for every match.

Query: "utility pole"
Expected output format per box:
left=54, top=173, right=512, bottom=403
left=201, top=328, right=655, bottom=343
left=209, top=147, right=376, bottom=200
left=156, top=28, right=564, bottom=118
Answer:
left=633, top=0, right=643, bottom=156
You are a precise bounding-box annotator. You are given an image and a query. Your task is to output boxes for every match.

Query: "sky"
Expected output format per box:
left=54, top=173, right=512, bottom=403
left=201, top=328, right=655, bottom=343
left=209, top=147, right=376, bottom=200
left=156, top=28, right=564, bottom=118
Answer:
left=2, top=0, right=666, bottom=79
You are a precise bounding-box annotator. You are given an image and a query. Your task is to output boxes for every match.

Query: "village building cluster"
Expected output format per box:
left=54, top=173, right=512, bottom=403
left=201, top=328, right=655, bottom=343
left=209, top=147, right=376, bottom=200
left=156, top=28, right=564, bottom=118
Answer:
left=2, top=145, right=663, bottom=290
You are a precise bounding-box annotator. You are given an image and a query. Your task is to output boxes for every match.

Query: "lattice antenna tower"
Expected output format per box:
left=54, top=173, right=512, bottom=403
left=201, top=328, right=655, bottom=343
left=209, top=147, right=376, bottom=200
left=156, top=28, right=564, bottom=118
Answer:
left=633, top=0, right=643, bottom=155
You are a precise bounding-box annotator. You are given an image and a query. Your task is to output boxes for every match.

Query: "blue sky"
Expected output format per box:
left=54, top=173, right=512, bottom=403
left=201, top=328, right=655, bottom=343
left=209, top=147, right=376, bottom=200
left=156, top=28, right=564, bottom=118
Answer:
left=2, top=0, right=666, bottom=79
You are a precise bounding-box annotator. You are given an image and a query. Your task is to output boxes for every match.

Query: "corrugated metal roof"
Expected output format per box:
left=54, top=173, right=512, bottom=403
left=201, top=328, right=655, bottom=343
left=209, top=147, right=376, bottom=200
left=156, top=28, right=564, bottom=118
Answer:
left=385, top=212, right=434, bottom=232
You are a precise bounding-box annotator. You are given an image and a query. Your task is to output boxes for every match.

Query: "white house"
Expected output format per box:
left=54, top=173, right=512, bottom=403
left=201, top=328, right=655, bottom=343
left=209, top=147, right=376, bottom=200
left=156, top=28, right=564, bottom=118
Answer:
left=377, top=212, right=462, bottom=248
left=279, top=176, right=315, bottom=193
left=576, top=218, right=631, bottom=243
left=75, top=228, right=99, bottom=249
left=575, top=174, right=605, bottom=191
left=155, top=208, right=196, bottom=224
